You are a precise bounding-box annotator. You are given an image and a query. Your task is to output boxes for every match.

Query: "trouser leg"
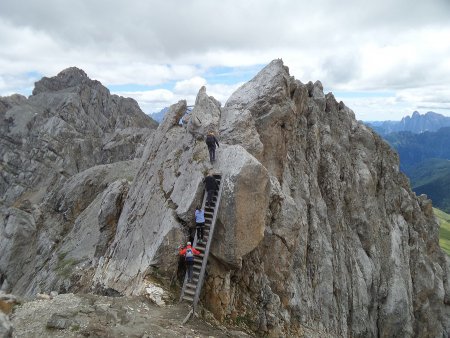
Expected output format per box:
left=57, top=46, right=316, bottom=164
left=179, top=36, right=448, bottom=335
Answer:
left=196, top=223, right=204, bottom=240
left=197, top=225, right=204, bottom=240
left=208, top=147, right=214, bottom=163
left=187, top=262, right=193, bottom=281
left=207, top=190, right=213, bottom=205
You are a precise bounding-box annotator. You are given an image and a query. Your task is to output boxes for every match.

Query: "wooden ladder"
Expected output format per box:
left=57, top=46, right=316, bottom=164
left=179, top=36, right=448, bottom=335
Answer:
left=179, top=173, right=224, bottom=312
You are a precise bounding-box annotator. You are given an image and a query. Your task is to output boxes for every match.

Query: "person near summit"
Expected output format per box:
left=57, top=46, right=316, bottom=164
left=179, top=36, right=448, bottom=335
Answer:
left=205, top=131, right=219, bottom=163
left=179, top=241, right=200, bottom=282
left=203, top=172, right=219, bottom=207
left=195, top=205, right=205, bottom=243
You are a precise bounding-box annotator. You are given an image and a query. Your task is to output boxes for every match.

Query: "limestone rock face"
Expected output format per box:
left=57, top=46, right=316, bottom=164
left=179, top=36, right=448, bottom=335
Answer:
left=0, top=68, right=156, bottom=296
left=0, top=311, right=12, bottom=338
left=204, top=59, right=450, bottom=337
left=0, top=67, right=156, bottom=205
left=93, top=100, right=215, bottom=293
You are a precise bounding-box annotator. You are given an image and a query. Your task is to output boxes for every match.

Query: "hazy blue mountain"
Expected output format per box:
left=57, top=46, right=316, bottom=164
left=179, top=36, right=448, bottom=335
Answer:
left=149, top=107, right=169, bottom=123
left=366, top=111, right=450, bottom=136
left=150, top=106, right=193, bottom=124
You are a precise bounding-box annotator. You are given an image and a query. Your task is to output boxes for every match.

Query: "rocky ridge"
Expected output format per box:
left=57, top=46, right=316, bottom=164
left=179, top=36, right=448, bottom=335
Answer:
left=94, top=60, right=450, bottom=337
left=0, top=67, right=157, bottom=296
left=1, top=60, right=449, bottom=337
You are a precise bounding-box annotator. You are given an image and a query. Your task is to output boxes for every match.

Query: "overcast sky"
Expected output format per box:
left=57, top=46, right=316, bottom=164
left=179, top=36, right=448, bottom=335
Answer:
left=1, top=0, right=449, bottom=121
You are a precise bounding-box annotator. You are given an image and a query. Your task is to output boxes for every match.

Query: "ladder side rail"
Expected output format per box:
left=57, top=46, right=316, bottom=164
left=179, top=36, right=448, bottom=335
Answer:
left=192, top=176, right=224, bottom=310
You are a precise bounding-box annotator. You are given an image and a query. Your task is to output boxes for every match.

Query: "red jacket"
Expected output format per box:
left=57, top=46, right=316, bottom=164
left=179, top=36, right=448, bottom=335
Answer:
left=179, top=245, right=200, bottom=256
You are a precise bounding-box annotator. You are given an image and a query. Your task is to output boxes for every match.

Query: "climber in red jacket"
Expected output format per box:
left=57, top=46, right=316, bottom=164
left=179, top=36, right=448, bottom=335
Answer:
left=179, top=242, right=200, bottom=283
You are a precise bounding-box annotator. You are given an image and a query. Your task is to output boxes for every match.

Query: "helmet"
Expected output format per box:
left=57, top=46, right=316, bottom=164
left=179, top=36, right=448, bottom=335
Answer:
left=187, top=241, right=191, bottom=246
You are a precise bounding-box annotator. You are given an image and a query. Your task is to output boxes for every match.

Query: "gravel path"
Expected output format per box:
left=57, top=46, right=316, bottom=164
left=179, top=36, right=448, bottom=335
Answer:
left=10, top=293, right=251, bottom=337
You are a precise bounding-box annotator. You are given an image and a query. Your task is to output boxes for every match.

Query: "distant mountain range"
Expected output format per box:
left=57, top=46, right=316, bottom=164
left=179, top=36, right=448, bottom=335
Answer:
left=150, top=106, right=193, bottom=124
left=366, top=111, right=450, bottom=136
left=149, top=107, right=169, bottom=123
left=365, top=112, right=450, bottom=213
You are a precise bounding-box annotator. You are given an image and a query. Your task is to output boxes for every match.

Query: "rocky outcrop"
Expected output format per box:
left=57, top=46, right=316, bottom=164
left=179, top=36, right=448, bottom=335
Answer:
left=1, top=61, right=449, bottom=337
left=0, top=67, right=156, bottom=206
left=187, top=86, right=222, bottom=137
left=94, top=60, right=450, bottom=337
left=92, top=96, right=218, bottom=293
left=0, top=68, right=157, bottom=296
left=212, top=60, right=449, bottom=337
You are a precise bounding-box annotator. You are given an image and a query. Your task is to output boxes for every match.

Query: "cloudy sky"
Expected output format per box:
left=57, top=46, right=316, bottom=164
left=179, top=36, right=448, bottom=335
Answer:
left=1, top=0, right=449, bottom=121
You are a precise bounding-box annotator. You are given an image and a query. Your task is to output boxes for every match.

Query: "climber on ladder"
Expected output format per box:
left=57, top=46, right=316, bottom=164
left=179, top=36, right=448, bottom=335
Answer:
left=179, top=241, right=200, bottom=283
left=203, top=172, right=219, bottom=206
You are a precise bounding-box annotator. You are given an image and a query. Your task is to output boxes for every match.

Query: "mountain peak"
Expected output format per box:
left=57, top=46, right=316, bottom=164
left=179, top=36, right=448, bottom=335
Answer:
left=57, top=66, right=89, bottom=80
left=32, top=66, right=100, bottom=95
left=225, top=58, right=290, bottom=109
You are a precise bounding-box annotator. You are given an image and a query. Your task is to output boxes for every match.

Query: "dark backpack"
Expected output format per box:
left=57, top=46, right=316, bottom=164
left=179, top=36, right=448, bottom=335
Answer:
left=206, top=135, right=215, bottom=147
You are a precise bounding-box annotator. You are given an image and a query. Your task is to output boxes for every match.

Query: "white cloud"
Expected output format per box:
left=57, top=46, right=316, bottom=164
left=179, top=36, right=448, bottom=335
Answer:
left=1, top=0, right=450, bottom=120
left=174, top=77, right=207, bottom=95
left=114, top=80, right=243, bottom=114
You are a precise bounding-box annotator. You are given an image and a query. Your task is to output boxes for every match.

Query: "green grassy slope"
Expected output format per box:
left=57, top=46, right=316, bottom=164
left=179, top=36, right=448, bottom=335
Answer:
left=434, top=207, right=450, bottom=256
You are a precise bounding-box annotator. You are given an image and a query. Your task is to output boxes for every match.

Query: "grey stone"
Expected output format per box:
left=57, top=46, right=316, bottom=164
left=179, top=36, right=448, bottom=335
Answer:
left=0, top=312, right=12, bottom=338
left=187, top=86, right=221, bottom=138
left=46, top=312, right=76, bottom=330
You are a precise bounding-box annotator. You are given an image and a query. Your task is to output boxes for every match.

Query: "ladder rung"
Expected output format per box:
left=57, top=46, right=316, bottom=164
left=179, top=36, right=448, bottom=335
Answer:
left=183, top=295, right=193, bottom=302
left=185, top=289, right=195, bottom=295
left=186, top=284, right=197, bottom=290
